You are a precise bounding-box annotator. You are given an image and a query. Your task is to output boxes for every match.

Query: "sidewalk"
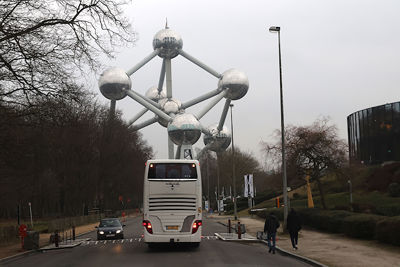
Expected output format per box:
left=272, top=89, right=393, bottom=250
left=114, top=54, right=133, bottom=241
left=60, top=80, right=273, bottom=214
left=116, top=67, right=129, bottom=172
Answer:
left=209, top=214, right=400, bottom=267
left=0, top=222, right=99, bottom=261
left=0, top=213, right=139, bottom=262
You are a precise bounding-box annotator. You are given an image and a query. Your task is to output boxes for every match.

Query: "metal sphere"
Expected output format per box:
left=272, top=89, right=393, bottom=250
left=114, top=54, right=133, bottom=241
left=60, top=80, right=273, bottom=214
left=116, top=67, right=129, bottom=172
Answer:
left=159, top=98, right=182, bottom=115
left=99, top=67, right=131, bottom=100
left=218, top=69, right=249, bottom=100
left=167, top=113, right=202, bottom=145
left=203, top=124, right=231, bottom=152
left=153, top=28, right=183, bottom=59
left=145, top=86, right=167, bottom=102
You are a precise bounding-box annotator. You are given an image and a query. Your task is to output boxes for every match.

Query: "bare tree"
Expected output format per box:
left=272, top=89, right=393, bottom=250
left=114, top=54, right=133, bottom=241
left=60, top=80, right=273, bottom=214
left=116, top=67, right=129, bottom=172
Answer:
left=262, top=118, right=348, bottom=209
left=0, top=95, right=153, bottom=218
left=0, top=0, right=135, bottom=106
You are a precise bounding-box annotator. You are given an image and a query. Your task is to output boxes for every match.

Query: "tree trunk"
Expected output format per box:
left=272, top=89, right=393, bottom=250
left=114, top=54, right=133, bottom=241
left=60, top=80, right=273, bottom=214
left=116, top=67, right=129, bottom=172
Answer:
left=315, top=178, right=327, bottom=209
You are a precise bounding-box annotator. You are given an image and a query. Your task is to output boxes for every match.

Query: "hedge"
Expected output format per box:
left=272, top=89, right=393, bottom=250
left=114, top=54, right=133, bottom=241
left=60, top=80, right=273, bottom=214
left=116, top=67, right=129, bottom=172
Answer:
left=249, top=208, right=400, bottom=246
left=342, top=214, right=384, bottom=239
left=0, top=225, right=18, bottom=244
left=375, top=216, right=400, bottom=246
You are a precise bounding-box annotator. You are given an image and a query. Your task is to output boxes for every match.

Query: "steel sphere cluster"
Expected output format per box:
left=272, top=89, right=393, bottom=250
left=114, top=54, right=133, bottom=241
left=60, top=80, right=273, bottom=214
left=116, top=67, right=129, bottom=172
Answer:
left=219, top=69, right=249, bottom=100
left=167, top=113, right=202, bottom=145
left=153, top=28, right=183, bottom=59
left=98, top=67, right=131, bottom=100
left=98, top=27, right=249, bottom=151
left=145, top=86, right=166, bottom=101
left=203, top=124, right=231, bottom=152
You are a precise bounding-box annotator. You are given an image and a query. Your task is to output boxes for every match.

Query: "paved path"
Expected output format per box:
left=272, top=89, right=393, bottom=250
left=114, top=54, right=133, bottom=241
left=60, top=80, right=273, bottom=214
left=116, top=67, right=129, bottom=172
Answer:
left=213, top=215, right=400, bottom=267
left=2, top=216, right=312, bottom=267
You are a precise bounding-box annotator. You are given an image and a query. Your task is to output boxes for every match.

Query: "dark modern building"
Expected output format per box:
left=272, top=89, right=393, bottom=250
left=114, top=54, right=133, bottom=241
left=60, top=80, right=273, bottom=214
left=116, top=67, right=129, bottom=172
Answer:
left=347, top=101, right=400, bottom=164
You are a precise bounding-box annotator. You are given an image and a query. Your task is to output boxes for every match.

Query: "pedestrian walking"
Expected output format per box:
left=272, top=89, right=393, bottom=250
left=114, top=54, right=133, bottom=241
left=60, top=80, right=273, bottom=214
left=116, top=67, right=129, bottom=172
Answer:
left=287, top=208, right=301, bottom=250
left=264, top=211, right=280, bottom=254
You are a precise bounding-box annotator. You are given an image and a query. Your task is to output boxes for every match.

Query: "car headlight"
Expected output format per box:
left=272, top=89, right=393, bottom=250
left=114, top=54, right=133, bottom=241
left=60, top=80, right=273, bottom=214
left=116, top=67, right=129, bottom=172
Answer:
left=99, top=231, right=104, bottom=235
left=116, top=230, right=122, bottom=234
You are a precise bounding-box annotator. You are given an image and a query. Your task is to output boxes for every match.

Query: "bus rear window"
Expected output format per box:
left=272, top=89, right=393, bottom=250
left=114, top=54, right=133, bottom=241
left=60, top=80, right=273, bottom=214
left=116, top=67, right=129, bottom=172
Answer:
left=148, top=163, right=198, bottom=179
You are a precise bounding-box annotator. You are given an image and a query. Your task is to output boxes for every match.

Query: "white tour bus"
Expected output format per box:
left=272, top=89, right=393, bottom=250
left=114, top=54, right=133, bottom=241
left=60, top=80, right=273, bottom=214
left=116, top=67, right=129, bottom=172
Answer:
left=142, top=159, right=202, bottom=247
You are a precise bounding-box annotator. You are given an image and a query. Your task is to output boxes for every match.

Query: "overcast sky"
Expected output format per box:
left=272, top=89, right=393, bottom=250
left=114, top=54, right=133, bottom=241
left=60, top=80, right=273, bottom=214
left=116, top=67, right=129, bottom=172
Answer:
left=93, top=0, right=400, bottom=164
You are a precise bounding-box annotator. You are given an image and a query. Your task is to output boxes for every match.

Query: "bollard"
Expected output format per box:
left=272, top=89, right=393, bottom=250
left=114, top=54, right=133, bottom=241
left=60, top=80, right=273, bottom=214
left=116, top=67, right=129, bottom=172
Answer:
left=237, top=221, right=242, bottom=239
left=54, top=230, right=59, bottom=247
left=228, top=219, right=231, bottom=233
left=72, top=226, right=76, bottom=240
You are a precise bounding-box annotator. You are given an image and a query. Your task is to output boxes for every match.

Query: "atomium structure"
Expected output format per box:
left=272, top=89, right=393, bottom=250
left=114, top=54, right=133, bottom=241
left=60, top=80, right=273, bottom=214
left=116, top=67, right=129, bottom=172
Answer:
left=98, top=24, right=249, bottom=159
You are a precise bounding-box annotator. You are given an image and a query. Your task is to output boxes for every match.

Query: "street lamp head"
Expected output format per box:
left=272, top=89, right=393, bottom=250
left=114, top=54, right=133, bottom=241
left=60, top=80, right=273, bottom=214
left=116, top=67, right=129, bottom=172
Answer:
left=269, top=26, right=280, bottom=32
left=230, top=104, right=234, bottom=108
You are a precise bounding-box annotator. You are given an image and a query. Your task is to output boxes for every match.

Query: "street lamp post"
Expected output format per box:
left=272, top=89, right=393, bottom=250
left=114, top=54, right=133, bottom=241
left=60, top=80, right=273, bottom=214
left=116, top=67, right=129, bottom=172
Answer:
left=348, top=179, right=353, bottom=211
left=269, top=26, right=288, bottom=230
left=230, top=104, right=238, bottom=220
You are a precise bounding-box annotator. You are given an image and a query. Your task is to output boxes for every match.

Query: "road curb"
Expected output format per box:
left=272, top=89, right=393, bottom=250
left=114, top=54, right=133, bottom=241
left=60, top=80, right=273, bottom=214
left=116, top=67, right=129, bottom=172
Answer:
left=214, top=233, right=259, bottom=243
left=260, top=240, right=329, bottom=267
left=217, top=220, right=328, bottom=267
left=0, top=249, right=38, bottom=265
left=38, top=242, right=83, bottom=251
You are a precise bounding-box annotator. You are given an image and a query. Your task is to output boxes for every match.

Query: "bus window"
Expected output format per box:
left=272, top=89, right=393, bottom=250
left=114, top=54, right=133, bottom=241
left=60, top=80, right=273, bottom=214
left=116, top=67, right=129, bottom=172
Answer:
left=148, top=163, right=197, bottom=179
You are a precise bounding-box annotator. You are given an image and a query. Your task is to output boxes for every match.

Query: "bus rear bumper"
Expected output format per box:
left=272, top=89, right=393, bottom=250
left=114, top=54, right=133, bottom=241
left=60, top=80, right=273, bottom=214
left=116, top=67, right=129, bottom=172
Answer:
left=144, top=231, right=201, bottom=243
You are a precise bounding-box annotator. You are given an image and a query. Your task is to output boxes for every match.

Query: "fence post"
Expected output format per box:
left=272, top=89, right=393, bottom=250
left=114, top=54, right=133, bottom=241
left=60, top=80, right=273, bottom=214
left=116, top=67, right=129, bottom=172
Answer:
left=237, top=221, right=242, bottom=239
left=55, top=230, right=59, bottom=247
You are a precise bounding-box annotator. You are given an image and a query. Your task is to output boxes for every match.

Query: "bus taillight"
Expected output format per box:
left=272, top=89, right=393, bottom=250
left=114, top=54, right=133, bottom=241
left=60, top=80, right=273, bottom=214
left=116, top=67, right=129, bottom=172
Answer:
left=143, top=220, right=153, bottom=234
left=192, top=220, right=202, bottom=234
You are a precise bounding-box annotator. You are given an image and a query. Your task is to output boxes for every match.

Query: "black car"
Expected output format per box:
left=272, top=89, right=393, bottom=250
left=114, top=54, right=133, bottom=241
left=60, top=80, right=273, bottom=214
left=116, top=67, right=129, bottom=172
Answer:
left=96, top=218, right=125, bottom=240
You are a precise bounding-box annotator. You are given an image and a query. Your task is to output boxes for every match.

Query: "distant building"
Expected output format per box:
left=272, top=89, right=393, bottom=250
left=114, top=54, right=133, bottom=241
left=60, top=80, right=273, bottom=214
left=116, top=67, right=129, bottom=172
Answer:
left=347, top=101, right=400, bottom=164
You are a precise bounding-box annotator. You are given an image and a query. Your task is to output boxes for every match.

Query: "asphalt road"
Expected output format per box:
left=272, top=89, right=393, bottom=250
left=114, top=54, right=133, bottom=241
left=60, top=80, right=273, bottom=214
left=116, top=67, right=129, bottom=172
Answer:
left=3, top=216, right=312, bottom=267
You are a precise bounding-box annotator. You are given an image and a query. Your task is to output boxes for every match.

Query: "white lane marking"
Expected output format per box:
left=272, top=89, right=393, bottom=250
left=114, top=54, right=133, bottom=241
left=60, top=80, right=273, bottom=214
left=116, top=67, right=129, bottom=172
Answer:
left=134, top=238, right=138, bottom=241
left=121, top=239, right=124, bottom=243
left=130, top=238, right=133, bottom=242
left=104, top=240, right=107, bottom=244
left=95, top=241, right=98, bottom=245
left=138, top=238, right=142, bottom=242
left=207, top=236, right=210, bottom=240
left=113, top=240, right=115, bottom=244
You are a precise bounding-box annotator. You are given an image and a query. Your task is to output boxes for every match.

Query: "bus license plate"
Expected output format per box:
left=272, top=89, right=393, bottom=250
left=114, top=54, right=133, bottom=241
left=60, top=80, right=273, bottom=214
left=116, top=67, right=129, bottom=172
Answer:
left=166, top=225, right=179, bottom=230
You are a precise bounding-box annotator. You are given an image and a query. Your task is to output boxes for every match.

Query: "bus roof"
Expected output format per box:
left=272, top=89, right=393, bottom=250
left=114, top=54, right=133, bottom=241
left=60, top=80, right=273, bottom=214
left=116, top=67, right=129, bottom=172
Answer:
left=146, top=159, right=199, bottom=164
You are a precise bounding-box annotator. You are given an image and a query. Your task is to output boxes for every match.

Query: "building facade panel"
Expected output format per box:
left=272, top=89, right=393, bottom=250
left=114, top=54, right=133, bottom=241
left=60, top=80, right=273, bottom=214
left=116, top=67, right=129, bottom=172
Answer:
left=348, top=101, right=400, bottom=164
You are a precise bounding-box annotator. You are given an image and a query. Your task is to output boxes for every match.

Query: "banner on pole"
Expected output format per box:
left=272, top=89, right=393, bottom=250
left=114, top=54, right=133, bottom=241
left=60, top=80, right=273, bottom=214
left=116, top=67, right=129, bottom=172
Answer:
left=244, top=174, right=254, bottom=198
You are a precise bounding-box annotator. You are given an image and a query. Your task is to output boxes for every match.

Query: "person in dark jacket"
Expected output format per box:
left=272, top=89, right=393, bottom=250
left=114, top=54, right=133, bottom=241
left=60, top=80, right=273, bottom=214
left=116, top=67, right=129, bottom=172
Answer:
left=264, top=212, right=280, bottom=254
left=287, top=208, right=302, bottom=250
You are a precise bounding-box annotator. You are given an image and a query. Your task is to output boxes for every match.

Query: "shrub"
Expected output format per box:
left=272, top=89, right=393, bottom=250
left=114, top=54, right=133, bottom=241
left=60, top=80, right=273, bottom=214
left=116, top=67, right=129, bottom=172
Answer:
left=251, top=202, right=400, bottom=246
left=293, top=208, right=351, bottom=233
left=342, top=214, right=384, bottom=239
left=0, top=225, right=18, bottom=244
left=292, top=193, right=301, bottom=199
left=351, top=203, right=377, bottom=214
left=375, top=216, right=400, bottom=246
left=388, top=183, right=400, bottom=197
